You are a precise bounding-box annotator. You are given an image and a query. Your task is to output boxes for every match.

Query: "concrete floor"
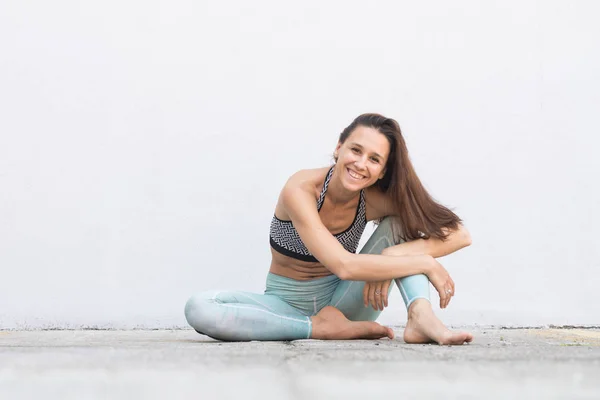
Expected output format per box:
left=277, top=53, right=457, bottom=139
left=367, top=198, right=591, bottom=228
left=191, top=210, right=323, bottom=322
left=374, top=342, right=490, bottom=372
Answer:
left=1, top=327, right=599, bottom=399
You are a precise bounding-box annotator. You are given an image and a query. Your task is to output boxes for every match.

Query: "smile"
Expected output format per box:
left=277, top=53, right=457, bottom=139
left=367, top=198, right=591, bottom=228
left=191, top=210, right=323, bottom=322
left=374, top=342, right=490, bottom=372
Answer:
left=347, top=168, right=366, bottom=180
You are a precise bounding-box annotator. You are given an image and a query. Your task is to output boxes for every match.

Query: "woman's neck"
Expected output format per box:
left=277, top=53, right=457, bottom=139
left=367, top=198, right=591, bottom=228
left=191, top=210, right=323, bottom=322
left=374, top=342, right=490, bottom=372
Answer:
left=326, top=167, right=360, bottom=206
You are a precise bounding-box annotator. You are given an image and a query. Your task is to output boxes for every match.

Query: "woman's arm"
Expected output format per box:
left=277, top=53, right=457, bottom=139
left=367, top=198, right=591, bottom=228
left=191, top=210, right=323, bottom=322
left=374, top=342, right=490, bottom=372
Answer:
left=382, top=225, right=472, bottom=258
left=282, top=175, right=455, bottom=305
left=364, top=186, right=472, bottom=258
left=281, top=179, right=436, bottom=281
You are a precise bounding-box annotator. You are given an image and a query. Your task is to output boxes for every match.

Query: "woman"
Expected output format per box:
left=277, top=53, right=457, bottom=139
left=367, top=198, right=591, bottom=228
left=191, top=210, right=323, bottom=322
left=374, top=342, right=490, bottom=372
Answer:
left=185, top=113, right=474, bottom=345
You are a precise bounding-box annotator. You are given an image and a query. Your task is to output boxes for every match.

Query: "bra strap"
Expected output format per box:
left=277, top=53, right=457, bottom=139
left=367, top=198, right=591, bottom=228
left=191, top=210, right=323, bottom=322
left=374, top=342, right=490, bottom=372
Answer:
left=316, top=166, right=334, bottom=210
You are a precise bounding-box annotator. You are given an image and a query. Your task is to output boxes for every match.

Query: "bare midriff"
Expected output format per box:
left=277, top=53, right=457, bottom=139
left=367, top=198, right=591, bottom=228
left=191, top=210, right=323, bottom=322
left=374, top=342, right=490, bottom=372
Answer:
left=268, top=166, right=370, bottom=281
left=269, top=249, right=334, bottom=281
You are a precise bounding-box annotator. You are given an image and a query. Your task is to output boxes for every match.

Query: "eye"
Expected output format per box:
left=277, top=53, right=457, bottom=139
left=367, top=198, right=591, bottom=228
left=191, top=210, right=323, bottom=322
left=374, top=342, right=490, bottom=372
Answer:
left=370, top=157, right=380, bottom=163
left=351, top=147, right=361, bottom=154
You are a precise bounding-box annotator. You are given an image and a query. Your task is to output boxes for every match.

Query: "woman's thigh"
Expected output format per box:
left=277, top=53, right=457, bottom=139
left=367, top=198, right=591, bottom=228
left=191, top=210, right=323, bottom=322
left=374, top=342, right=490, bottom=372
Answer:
left=185, top=290, right=312, bottom=341
left=328, top=218, right=396, bottom=321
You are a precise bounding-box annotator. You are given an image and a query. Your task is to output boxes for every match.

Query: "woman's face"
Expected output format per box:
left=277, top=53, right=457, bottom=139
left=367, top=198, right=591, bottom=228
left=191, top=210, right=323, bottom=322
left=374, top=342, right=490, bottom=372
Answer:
left=334, top=126, right=390, bottom=191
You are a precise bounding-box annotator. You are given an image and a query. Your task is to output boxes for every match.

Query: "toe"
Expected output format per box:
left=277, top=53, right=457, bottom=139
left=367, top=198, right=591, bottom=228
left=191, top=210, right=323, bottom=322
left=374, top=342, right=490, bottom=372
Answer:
left=387, top=327, right=395, bottom=340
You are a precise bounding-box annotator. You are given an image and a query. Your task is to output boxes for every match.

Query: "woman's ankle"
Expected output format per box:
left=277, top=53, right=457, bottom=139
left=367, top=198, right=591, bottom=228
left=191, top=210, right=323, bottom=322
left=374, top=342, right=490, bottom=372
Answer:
left=407, top=298, right=432, bottom=319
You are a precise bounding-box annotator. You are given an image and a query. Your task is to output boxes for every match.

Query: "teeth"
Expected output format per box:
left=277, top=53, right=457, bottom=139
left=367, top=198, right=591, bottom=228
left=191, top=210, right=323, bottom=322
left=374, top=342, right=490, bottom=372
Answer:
left=348, top=169, right=365, bottom=179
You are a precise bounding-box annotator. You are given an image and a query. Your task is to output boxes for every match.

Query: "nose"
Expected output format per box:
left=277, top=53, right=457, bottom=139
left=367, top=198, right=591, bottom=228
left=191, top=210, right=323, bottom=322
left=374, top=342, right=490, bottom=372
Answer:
left=354, top=157, right=367, bottom=170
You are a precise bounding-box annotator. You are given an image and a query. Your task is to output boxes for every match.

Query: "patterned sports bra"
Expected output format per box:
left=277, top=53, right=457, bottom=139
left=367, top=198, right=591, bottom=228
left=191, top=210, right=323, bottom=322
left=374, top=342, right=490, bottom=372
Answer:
left=269, top=166, right=368, bottom=262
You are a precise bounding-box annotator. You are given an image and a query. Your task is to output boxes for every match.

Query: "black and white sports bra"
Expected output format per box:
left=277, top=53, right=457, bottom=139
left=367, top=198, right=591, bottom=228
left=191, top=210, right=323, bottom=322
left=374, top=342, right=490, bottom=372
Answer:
left=269, top=166, right=368, bottom=262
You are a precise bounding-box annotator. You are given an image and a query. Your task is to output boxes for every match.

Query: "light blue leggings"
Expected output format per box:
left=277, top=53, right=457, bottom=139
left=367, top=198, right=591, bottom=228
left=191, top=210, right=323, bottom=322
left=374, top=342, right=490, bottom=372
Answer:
left=184, top=217, right=430, bottom=341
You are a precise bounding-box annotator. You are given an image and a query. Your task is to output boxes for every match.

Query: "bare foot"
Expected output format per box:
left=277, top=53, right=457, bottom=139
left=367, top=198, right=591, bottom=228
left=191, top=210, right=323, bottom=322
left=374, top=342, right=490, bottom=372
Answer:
left=403, top=299, right=473, bottom=345
left=310, top=306, right=394, bottom=340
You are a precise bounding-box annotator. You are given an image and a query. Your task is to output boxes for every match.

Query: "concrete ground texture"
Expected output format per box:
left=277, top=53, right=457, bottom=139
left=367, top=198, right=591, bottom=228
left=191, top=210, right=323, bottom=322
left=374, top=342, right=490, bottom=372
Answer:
left=1, top=327, right=599, bottom=399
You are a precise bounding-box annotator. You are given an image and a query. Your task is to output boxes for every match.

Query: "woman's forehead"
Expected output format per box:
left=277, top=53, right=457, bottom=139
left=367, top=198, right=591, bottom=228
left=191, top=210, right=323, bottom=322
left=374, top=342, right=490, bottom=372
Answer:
left=346, top=126, right=390, bottom=158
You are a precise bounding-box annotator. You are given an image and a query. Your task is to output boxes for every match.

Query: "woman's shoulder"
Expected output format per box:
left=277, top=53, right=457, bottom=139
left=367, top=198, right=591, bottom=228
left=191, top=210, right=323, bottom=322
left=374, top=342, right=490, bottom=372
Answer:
left=284, top=166, right=331, bottom=191
left=274, top=167, right=330, bottom=219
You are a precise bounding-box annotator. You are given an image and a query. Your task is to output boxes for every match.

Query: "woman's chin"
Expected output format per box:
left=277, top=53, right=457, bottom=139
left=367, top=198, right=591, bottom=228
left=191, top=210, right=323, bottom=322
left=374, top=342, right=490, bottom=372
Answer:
left=342, top=177, right=371, bottom=192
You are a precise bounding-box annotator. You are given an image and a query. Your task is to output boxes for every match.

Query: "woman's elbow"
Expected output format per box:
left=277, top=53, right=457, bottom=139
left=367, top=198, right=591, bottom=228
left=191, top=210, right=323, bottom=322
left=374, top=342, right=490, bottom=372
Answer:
left=461, top=227, right=473, bottom=247
left=333, top=253, right=356, bottom=281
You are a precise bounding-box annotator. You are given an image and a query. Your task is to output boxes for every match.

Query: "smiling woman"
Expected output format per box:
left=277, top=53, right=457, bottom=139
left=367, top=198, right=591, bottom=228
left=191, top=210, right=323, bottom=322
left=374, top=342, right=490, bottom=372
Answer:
left=184, top=113, right=473, bottom=345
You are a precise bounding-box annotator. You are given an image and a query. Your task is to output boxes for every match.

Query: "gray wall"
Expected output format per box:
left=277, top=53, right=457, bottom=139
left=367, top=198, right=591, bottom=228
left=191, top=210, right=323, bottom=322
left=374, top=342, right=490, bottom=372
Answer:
left=1, top=0, right=598, bottom=329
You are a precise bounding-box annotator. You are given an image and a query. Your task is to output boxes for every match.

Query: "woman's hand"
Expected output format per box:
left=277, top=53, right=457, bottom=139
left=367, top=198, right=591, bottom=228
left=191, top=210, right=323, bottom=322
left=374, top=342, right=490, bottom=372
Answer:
left=425, top=258, right=455, bottom=309
left=363, top=279, right=393, bottom=311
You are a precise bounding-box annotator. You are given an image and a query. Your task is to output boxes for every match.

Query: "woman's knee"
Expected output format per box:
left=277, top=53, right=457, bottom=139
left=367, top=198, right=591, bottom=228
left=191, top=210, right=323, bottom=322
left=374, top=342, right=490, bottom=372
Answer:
left=360, top=217, right=397, bottom=254
left=377, top=216, right=394, bottom=230
left=184, top=291, right=219, bottom=333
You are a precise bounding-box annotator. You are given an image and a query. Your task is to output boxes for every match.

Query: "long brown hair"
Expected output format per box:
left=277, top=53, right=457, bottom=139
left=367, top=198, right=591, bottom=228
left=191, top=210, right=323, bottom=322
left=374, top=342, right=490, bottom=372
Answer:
left=338, top=113, right=462, bottom=242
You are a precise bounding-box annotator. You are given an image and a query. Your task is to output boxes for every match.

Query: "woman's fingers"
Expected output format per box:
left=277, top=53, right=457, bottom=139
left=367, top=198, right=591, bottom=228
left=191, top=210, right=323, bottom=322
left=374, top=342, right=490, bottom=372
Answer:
left=369, top=283, right=377, bottom=310
left=363, top=282, right=370, bottom=307
left=376, top=282, right=384, bottom=310
left=364, top=280, right=394, bottom=311
left=440, top=291, right=447, bottom=308
left=447, top=277, right=455, bottom=308
left=434, top=282, right=446, bottom=308
left=442, top=284, right=448, bottom=308
left=435, top=274, right=456, bottom=309
left=429, top=260, right=458, bottom=309
left=367, top=281, right=388, bottom=311
left=375, top=280, right=391, bottom=310
left=382, top=280, right=391, bottom=308
left=444, top=282, right=455, bottom=308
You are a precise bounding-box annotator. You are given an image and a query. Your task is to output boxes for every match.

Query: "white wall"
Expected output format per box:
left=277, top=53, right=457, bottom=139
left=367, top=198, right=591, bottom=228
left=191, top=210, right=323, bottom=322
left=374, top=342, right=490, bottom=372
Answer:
left=1, top=0, right=598, bottom=329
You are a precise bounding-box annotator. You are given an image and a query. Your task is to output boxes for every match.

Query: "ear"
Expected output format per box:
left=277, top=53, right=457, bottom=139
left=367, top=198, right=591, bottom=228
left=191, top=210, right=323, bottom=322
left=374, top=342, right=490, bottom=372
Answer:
left=379, top=168, right=386, bottom=180
left=334, top=142, right=342, bottom=159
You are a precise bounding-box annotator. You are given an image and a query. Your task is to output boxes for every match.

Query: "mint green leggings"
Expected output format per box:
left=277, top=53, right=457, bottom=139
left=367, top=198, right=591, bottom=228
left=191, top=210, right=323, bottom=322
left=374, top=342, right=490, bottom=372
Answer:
left=184, top=217, right=430, bottom=341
